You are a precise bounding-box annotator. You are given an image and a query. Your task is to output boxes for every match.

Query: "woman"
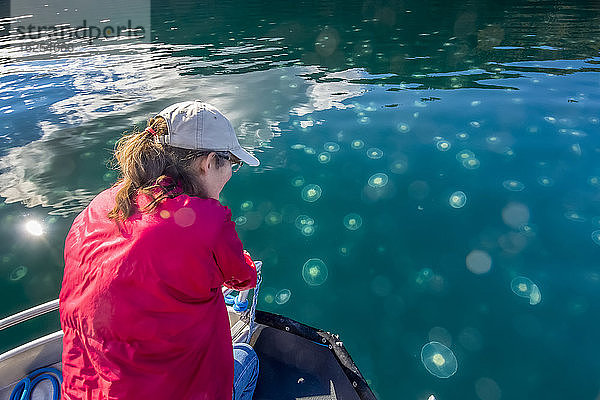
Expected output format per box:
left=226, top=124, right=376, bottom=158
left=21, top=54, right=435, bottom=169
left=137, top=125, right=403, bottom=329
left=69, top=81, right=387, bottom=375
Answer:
left=59, top=101, right=260, bottom=400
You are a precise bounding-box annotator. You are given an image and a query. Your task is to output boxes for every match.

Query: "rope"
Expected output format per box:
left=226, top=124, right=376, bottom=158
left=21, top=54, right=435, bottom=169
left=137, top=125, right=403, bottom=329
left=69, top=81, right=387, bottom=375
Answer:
left=10, top=367, right=62, bottom=400
left=247, top=261, right=262, bottom=343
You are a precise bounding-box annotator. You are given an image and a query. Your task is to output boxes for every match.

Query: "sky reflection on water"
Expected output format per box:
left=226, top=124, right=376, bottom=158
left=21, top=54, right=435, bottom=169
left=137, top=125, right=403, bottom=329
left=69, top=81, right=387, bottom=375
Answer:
left=1, top=1, right=600, bottom=399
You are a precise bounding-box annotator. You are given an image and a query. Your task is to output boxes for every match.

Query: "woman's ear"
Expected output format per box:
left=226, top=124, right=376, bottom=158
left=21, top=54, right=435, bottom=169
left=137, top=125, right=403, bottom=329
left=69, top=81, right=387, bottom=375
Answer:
left=207, top=152, right=217, bottom=169
left=197, top=154, right=212, bottom=174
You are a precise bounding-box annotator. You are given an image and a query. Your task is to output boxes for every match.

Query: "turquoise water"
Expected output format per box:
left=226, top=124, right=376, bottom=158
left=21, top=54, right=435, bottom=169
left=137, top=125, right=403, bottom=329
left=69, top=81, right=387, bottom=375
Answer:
left=1, top=1, right=600, bottom=399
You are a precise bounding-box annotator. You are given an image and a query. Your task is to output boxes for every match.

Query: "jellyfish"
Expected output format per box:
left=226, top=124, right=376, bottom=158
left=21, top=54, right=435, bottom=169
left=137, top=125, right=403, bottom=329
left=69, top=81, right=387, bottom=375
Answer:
left=503, top=147, right=515, bottom=157
left=436, top=140, right=451, bottom=151
left=358, top=116, right=370, bottom=124
left=291, top=176, right=305, bottom=187
left=416, top=267, right=433, bottom=285
left=367, top=148, right=383, bottom=159
left=103, top=171, right=116, bottom=182
left=318, top=152, right=331, bottom=164
left=397, top=122, right=411, bottom=133
left=295, top=215, right=315, bottom=230
left=291, top=144, right=305, bottom=150
left=323, top=142, right=340, bottom=152
left=262, top=288, right=276, bottom=304
left=449, top=191, right=467, bottom=208
left=302, top=258, right=328, bottom=286
left=529, top=284, right=542, bottom=305
left=475, top=378, right=502, bottom=400
left=592, top=230, right=600, bottom=246
left=304, top=147, right=316, bottom=155
left=456, top=132, right=469, bottom=140
left=235, top=216, right=248, bottom=226
left=544, top=116, right=556, bottom=123
left=456, top=150, right=475, bottom=161
left=486, top=136, right=499, bottom=144
left=564, top=211, right=585, bottom=222
left=510, top=276, right=537, bottom=299
left=390, top=159, right=408, bottom=174
left=368, top=173, right=389, bottom=188
left=502, top=180, right=525, bottom=192
left=301, top=225, right=315, bottom=236
left=351, top=139, right=365, bottom=149
left=471, top=100, right=481, bottom=106
left=265, top=212, right=282, bottom=226
left=470, top=121, right=481, bottom=128
left=462, top=158, right=480, bottom=170
left=9, top=266, right=28, bottom=281
left=561, top=128, right=585, bottom=137
left=537, top=176, right=554, bottom=187
left=301, top=184, right=322, bottom=202
left=519, top=223, right=536, bottom=236
left=240, top=201, right=254, bottom=211
left=420, top=341, right=458, bottom=378
left=458, top=327, right=483, bottom=352
left=364, top=105, right=377, bottom=112
left=275, top=289, right=292, bottom=305
left=343, top=213, right=363, bottom=231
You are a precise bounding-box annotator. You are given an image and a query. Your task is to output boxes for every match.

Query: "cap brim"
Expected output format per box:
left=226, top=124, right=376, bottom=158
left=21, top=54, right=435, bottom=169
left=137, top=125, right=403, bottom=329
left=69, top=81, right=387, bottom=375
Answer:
left=230, top=146, right=260, bottom=166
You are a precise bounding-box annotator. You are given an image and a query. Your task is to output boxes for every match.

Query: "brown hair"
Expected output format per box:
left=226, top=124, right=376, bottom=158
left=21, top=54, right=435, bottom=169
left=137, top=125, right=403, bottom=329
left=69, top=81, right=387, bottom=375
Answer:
left=107, top=116, right=227, bottom=221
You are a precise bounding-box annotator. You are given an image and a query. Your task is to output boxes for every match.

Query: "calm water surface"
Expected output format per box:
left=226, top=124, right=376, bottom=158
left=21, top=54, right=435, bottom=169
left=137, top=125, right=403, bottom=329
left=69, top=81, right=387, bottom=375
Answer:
left=1, top=1, right=600, bottom=399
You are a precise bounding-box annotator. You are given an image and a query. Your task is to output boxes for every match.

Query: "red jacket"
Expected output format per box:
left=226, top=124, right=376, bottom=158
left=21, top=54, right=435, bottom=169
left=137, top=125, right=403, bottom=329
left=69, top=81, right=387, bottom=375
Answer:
left=59, top=185, right=257, bottom=400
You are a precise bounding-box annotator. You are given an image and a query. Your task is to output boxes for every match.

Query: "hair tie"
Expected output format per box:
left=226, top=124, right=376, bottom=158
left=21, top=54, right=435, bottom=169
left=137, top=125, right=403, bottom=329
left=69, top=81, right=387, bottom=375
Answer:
left=145, top=127, right=157, bottom=135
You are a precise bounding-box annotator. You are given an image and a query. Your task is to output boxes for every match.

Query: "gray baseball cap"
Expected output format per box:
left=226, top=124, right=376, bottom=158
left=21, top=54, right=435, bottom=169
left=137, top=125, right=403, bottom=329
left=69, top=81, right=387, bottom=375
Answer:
left=156, top=101, right=260, bottom=166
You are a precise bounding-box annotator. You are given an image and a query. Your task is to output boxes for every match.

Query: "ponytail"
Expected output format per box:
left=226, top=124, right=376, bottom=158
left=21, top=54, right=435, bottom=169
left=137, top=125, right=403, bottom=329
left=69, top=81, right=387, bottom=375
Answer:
left=108, top=116, right=212, bottom=221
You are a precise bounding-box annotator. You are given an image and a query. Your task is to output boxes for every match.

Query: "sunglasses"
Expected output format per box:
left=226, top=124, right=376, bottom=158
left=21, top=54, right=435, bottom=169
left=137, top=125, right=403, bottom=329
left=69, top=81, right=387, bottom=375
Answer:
left=215, top=152, right=244, bottom=173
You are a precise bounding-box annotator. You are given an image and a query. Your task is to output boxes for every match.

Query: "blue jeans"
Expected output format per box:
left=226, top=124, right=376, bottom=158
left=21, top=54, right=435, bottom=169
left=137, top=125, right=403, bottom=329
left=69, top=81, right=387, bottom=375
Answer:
left=232, top=343, right=259, bottom=400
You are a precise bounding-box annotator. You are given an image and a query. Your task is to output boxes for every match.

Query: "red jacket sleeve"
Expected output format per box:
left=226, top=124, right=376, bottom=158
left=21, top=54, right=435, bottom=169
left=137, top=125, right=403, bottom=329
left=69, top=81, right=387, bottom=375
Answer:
left=212, top=211, right=257, bottom=291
